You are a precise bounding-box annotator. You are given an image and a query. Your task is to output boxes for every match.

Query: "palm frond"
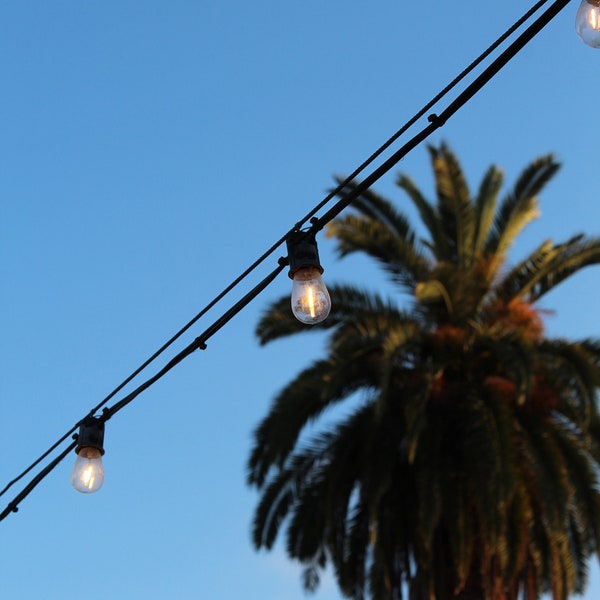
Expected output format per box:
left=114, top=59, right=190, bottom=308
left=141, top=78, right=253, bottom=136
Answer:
left=286, top=480, right=328, bottom=562
left=251, top=289, right=427, bottom=487
left=336, top=498, right=370, bottom=599
left=473, top=164, right=504, bottom=254
left=486, top=154, right=559, bottom=257
left=539, top=339, right=599, bottom=427
left=412, top=420, right=442, bottom=565
left=505, top=485, right=534, bottom=585
left=332, top=176, right=415, bottom=240
left=247, top=356, right=374, bottom=487
left=251, top=445, right=323, bottom=548
left=395, top=172, right=448, bottom=260
left=521, top=236, right=600, bottom=303
left=249, top=144, right=600, bottom=599
left=552, top=417, right=600, bottom=554
left=517, top=413, right=572, bottom=530
left=429, top=143, right=475, bottom=269
left=497, top=235, right=600, bottom=304
left=493, top=238, right=563, bottom=303
left=443, top=476, right=473, bottom=592
left=327, top=214, right=432, bottom=291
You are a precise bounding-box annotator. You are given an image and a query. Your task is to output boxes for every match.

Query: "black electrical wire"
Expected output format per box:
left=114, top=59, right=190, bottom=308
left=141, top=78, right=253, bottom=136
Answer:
left=0, top=440, right=78, bottom=522
left=0, top=262, right=288, bottom=523
left=0, top=0, right=554, bottom=503
left=100, top=261, right=288, bottom=423
left=311, top=0, right=572, bottom=231
left=0, top=0, right=552, bottom=502
left=0, top=0, right=572, bottom=522
left=293, top=0, right=553, bottom=230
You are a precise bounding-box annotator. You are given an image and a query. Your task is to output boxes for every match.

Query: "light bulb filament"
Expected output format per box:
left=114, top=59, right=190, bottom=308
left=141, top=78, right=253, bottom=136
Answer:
left=308, top=287, right=316, bottom=318
left=81, top=465, right=95, bottom=489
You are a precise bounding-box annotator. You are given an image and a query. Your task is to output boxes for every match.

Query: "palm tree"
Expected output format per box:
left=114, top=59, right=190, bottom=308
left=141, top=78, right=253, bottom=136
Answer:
left=247, top=144, right=600, bottom=600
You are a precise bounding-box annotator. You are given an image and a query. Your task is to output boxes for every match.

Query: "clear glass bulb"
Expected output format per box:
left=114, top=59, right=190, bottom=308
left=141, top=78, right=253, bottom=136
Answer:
left=71, top=447, right=105, bottom=494
left=291, top=266, right=331, bottom=324
left=576, top=0, right=600, bottom=47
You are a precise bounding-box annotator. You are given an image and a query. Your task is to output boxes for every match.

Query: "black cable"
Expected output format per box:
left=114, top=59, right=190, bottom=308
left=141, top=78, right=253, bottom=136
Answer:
left=0, top=251, right=287, bottom=499
left=0, top=262, right=288, bottom=522
left=292, top=0, right=553, bottom=230
left=310, top=0, right=572, bottom=231
left=0, top=440, right=78, bottom=522
left=100, top=261, right=287, bottom=423
left=0, top=0, right=552, bottom=502
left=0, top=0, right=573, bottom=522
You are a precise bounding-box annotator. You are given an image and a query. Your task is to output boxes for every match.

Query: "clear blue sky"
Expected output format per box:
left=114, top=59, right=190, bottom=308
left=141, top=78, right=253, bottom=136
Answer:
left=1, top=2, right=599, bottom=599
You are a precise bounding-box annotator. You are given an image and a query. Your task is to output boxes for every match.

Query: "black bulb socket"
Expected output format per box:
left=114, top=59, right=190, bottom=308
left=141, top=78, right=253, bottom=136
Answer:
left=286, top=231, right=324, bottom=279
left=75, top=417, right=105, bottom=456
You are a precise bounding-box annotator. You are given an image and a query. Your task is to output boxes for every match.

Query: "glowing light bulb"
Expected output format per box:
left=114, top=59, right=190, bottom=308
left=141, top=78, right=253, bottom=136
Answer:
left=291, top=266, right=331, bottom=324
left=71, top=417, right=105, bottom=494
left=71, top=447, right=104, bottom=493
left=286, top=230, right=332, bottom=325
left=576, top=0, right=600, bottom=47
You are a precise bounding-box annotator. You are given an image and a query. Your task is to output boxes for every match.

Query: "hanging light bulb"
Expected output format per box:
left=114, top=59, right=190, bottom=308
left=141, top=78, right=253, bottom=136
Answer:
left=286, top=230, right=331, bottom=324
left=576, top=0, right=600, bottom=47
left=71, top=417, right=105, bottom=494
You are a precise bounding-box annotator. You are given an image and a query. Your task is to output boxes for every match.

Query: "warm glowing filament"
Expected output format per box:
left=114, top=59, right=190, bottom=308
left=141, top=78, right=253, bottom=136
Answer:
left=591, top=9, right=600, bottom=30
left=82, top=466, right=95, bottom=489
left=308, top=287, right=316, bottom=318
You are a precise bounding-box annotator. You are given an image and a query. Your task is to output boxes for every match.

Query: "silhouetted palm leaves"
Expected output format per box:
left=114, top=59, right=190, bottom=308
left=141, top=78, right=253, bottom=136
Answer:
left=248, top=144, right=600, bottom=599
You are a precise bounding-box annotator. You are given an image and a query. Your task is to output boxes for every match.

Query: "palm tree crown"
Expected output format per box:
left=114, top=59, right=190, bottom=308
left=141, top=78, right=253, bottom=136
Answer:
left=247, top=144, right=600, bottom=600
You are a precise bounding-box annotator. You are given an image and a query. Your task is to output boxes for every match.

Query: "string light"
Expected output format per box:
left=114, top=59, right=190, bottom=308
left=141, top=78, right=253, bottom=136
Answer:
left=71, top=418, right=105, bottom=494
left=576, top=0, right=600, bottom=46
left=0, top=0, right=578, bottom=518
left=286, top=231, right=331, bottom=324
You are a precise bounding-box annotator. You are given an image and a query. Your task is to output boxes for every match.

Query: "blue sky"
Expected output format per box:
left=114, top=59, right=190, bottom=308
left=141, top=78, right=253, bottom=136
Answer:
left=1, top=2, right=599, bottom=599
